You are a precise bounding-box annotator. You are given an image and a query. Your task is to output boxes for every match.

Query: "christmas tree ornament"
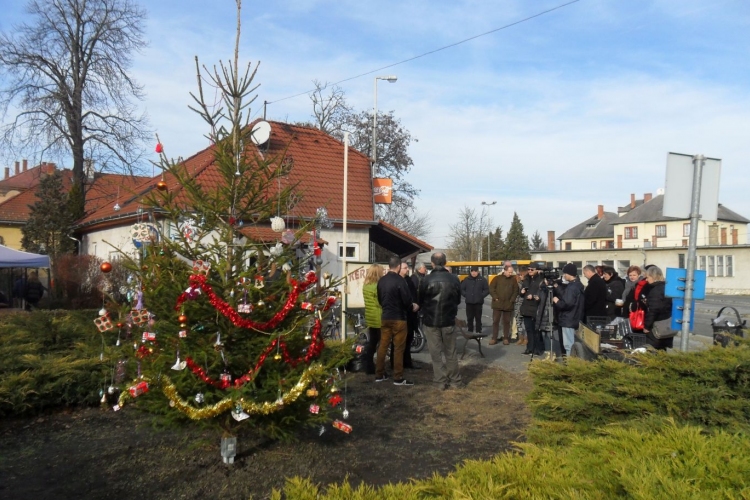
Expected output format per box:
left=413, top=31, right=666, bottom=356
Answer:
left=100, top=262, right=112, bottom=273
left=275, top=391, right=284, bottom=406
left=282, top=261, right=292, bottom=272
left=156, top=180, right=168, bottom=191
left=113, top=202, right=121, bottom=211
left=273, top=353, right=282, bottom=361
left=270, top=216, right=285, bottom=232
left=155, top=142, right=163, bottom=153
left=318, top=426, right=326, bottom=436
left=229, top=288, right=235, bottom=298
left=231, top=405, right=250, bottom=421
left=178, top=329, right=187, bottom=338
left=171, top=352, right=186, bottom=371
left=214, top=333, right=222, bottom=347
left=254, top=276, right=264, bottom=289
left=238, top=302, right=252, bottom=314
left=177, top=314, right=188, bottom=324
left=130, top=309, right=150, bottom=325
left=328, top=394, right=343, bottom=407
left=192, top=259, right=211, bottom=275
left=332, top=420, right=353, bottom=434
left=194, top=393, right=204, bottom=404
left=342, top=409, right=349, bottom=419
left=169, top=400, right=175, bottom=407
left=128, top=381, right=149, bottom=398
left=306, top=386, right=318, bottom=397
left=99, top=307, right=107, bottom=317
left=281, top=229, right=295, bottom=245
left=101, top=393, right=108, bottom=404
left=309, top=404, right=320, bottom=414
left=257, top=300, right=265, bottom=307
left=108, top=385, right=116, bottom=395
left=94, top=315, right=114, bottom=332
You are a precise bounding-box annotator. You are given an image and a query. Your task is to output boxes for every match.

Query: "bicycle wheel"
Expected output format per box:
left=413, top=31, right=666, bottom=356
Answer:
left=410, top=326, right=426, bottom=353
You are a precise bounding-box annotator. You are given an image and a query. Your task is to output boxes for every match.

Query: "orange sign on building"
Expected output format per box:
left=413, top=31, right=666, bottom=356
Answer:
left=373, top=178, right=393, bottom=204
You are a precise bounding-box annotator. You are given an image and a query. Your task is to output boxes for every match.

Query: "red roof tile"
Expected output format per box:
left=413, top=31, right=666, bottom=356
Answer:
left=0, top=162, right=57, bottom=191
left=78, top=121, right=375, bottom=230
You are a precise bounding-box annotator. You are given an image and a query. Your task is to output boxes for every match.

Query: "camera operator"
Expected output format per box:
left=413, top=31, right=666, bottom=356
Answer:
left=552, top=263, right=585, bottom=355
left=519, top=263, right=545, bottom=356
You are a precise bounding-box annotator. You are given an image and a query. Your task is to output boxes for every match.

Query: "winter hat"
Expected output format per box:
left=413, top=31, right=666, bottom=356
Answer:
left=562, top=263, right=577, bottom=276
left=470, top=266, right=479, bottom=271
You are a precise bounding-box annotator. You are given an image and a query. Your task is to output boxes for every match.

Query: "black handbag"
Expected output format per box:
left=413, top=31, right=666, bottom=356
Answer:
left=651, top=318, right=677, bottom=340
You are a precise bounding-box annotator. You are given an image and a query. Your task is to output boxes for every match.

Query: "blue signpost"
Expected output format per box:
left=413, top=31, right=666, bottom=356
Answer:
left=665, top=268, right=706, bottom=332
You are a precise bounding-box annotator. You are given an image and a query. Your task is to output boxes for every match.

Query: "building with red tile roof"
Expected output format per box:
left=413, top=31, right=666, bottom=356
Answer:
left=75, top=120, right=432, bottom=265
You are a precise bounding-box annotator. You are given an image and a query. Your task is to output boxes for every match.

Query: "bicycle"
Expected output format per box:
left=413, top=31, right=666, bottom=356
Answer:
left=320, top=304, right=341, bottom=340
left=411, top=319, right=426, bottom=353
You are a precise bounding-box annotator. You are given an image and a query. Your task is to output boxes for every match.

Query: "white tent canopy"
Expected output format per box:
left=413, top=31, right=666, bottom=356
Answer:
left=0, top=244, right=50, bottom=268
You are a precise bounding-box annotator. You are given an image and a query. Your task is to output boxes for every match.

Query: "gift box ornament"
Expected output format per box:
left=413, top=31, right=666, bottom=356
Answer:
left=142, top=331, right=157, bottom=342
left=128, top=381, right=149, bottom=398
left=130, top=309, right=150, bottom=325
left=94, top=315, right=114, bottom=332
left=309, top=404, right=320, bottom=414
left=192, top=259, right=211, bottom=275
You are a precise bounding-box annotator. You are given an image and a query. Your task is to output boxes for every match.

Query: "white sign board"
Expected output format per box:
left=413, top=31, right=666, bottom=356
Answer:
left=663, top=153, right=721, bottom=222
left=344, top=262, right=370, bottom=308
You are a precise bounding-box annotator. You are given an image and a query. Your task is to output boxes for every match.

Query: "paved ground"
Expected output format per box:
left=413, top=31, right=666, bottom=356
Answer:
left=412, top=293, right=749, bottom=373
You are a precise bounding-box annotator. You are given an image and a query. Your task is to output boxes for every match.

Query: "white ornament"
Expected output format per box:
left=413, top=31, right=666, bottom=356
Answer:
left=270, top=216, right=285, bottom=232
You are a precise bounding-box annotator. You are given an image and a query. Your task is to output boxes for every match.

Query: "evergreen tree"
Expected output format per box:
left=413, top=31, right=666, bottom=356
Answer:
left=503, top=212, right=530, bottom=260
left=21, top=170, right=76, bottom=269
left=530, top=230, right=547, bottom=251
left=481, top=226, right=504, bottom=261
left=106, top=4, right=349, bottom=445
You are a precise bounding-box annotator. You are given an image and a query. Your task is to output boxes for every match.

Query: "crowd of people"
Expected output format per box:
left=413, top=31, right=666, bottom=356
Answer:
left=359, top=254, right=675, bottom=388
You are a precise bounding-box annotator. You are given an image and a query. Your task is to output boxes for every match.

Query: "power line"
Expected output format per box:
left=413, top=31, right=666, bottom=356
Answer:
left=268, top=0, right=581, bottom=105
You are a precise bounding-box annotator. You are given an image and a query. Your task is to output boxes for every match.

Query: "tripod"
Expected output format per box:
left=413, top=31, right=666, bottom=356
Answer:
left=529, top=280, right=558, bottom=363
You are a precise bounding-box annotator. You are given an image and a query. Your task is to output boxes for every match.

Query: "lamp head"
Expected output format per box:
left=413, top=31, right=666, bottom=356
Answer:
left=377, top=75, right=398, bottom=83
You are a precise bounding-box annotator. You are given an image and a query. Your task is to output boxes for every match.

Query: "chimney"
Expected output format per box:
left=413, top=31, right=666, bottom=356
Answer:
left=22, top=159, right=28, bottom=172
left=644, top=193, right=652, bottom=203
left=630, top=193, right=636, bottom=209
left=4, top=167, right=9, bottom=179
left=597, top=204, right=604, bottom=220
left=14, top=161, right=19, bottom=175
left=547, top=231, right=556, bottom=251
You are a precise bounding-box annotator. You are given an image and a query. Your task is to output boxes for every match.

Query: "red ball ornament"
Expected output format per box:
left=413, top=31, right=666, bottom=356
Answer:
left=156, top=180, right=168, bottom=191
left=116, top=322, right=124, bottom=328
left=177, top=315, right=188, bottom=324
left=100, top=262, right=112, bottom=273
left=155, top=143, right=163, bottom=153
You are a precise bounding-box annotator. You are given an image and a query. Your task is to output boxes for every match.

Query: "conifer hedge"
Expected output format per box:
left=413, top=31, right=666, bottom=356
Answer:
left=280, top=339, right=750, bottom=499
left=0, top=310, right=106, bottom=416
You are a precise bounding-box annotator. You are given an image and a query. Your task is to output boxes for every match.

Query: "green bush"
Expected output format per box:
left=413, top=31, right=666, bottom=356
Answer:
left=0, top=310, right=108, bottom=417
left=278, top=342, right=750, bottom=499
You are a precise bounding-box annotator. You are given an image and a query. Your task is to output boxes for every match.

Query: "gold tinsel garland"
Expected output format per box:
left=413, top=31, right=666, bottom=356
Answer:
left=118, top=363, right=326, bottom=420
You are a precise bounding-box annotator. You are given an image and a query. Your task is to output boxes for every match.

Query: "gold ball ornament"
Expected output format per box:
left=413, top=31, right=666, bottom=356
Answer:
left=274, top=353, right=282, bottom=361
left=156, top=180, right=168, bottom=191
left=100, top=262, right=113, bottom=273
left=177, top=315, right=188, bottom=324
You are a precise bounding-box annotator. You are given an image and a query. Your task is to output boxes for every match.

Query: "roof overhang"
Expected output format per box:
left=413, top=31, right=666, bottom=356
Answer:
left=369, top=220, right=433, bottom=259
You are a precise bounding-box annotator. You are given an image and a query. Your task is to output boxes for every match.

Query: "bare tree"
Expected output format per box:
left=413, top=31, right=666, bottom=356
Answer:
left=379, top=204, right=432, bottom=240
left=0, top=0, right=150, bottom=216
left=308, top=80, right=352, bottom=136
left=447, top=205, right=496, bottom=260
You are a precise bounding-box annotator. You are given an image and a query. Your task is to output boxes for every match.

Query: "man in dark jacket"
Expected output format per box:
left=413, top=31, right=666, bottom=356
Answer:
left=460, top=266, right=489, bottom=334
left=489, top=263, right=518, bottom=345
left=519, top=263, right=545, bottom=355
left=582, top=265, right=607, bottom=323
left=376, top=256, right=417, bottom=386
left=418, top=252, right=463, bottom=389
left=553, top=263, right=585, bottom=355
left=411, top=263, right=427, bottom=290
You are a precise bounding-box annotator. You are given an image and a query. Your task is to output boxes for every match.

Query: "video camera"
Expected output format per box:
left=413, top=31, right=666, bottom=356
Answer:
left=541, top=267, right=560, bottom=281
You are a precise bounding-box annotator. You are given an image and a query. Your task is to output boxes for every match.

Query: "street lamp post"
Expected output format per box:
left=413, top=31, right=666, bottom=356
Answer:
left=372, top=75, right=397, bottom=177
left=481, top=201, right=497, bottom=260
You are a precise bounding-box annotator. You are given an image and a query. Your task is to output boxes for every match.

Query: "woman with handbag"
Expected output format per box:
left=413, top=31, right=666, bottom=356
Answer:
left=641, top=265, right=675, bottom=350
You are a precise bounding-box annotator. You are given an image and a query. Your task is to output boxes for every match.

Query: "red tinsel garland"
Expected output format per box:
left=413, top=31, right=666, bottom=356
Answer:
left=174, top=271, right=318, bottom=331
left=184, top=318, right=324, bottom=389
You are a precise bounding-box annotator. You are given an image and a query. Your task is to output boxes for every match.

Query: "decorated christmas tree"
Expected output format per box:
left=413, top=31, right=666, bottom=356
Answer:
left=97, top=3, right=351, bottom=457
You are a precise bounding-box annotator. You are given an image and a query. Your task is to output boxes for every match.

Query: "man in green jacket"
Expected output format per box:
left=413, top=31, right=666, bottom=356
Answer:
left=489, top=263, right=519, bottom=345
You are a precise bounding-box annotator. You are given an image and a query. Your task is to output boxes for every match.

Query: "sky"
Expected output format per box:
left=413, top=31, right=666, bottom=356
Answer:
left=2, top=0, right=750, bottom=248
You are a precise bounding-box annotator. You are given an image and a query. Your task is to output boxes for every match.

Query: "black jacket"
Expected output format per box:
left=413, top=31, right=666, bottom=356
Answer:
left=584, top=274, right=608, bottom=322
left=418, top=267, right=462, bottom=328
left=460, top=274, right=489, bottom=305
left=377, top=271, right=412, bottom=321
left=643, top=281, right=674, bottom=350
left=604, top=275, right=625, bottom=319
left=519, top=273, right=544, bottom=317
left=554, top=278, right=585, bottom=328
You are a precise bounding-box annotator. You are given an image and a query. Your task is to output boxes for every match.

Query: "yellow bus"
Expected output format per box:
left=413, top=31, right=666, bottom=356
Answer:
left=445, top=260, right=548, bottom=282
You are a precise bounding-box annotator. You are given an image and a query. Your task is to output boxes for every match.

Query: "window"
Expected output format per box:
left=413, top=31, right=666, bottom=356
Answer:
left=591, top=241, right=597, bottom=249
left=565, top=242, right=572, bottom=250
left=655, top=225, right=667, bottom=237
left=678, top=253, right=685, bottom=269
left=337, top=242, right=359, bottom=261
left=601, top=240, right=614, bottom=249
left=727, top=256, right=734, bottom=277
left=624, top=227, right=638, bottom=239
left=683, top=223, right=691, bottom=237
left=708, top=256, right=715, bottom=277
left=697, top=254, right=734, bottom=277
left=717, top=255, right=724, bottom=277
left=699, top=255, right=706, bottom=271
left=617, top=260, right=629, bottom=276
left=586, top=260, right=598, bottom=267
